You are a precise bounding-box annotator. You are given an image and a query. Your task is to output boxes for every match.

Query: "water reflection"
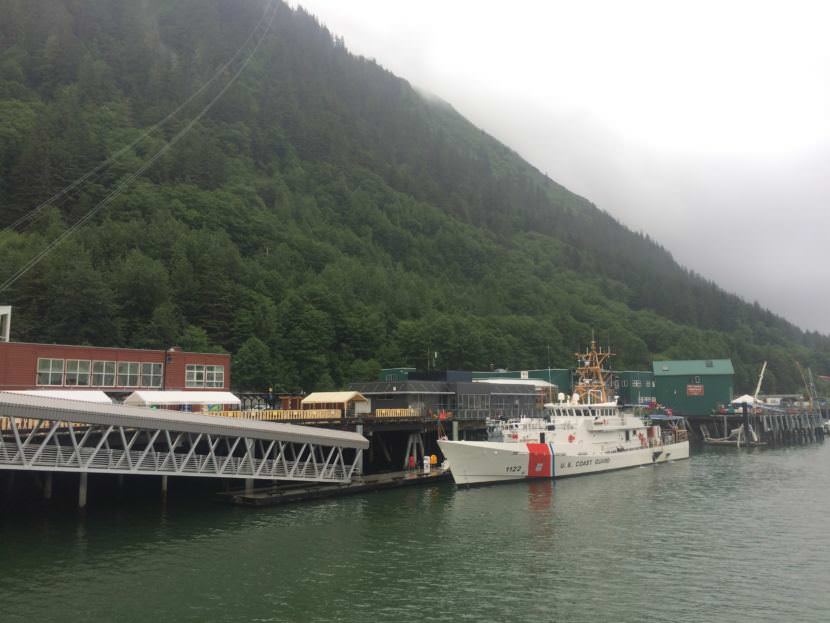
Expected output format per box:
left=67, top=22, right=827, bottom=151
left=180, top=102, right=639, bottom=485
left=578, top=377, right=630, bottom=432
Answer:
left=526, top=479, right=554, bottom=514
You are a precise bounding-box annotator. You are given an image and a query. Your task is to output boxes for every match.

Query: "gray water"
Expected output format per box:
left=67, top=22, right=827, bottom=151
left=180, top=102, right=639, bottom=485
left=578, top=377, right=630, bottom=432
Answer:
left=1, top=445, right=829, bottom=622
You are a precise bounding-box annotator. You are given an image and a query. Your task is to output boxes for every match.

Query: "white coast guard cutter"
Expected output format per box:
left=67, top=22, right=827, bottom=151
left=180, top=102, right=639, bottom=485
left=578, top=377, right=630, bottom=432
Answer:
left=439, top=341, right=690, bottom=486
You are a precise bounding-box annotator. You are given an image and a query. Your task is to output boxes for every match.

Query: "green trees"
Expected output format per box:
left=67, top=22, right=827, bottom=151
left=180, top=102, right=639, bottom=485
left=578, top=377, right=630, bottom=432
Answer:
left=233, top=336, right=272, bottom=392
left=0, top=0, right=827, bottom=395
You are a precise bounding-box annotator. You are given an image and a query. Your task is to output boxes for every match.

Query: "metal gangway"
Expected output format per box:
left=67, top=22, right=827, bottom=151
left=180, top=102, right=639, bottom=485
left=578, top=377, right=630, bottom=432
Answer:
left=0, top=392, right=368, bottom=505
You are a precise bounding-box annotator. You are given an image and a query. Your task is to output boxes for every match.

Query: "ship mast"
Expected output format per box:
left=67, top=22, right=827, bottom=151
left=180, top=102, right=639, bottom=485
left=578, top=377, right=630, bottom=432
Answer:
left=573, top=338, right=614, bottom=404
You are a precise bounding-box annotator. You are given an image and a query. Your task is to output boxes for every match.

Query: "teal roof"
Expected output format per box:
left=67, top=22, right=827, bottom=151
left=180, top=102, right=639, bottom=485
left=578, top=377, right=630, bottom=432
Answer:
left=652, top=359, right=734, bottom=376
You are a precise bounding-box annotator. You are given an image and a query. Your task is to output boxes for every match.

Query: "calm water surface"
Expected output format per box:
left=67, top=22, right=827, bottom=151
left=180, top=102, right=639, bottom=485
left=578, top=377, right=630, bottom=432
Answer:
left=1, top=444, right=829, bottom=622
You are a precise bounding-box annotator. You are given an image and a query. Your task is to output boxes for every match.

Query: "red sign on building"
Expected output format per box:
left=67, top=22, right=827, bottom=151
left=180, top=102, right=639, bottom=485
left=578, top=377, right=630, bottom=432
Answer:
left=686, top=384, right=705, bottom=396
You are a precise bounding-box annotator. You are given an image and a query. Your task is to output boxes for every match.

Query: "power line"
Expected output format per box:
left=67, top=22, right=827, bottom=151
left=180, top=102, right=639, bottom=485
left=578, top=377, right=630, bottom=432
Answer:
left=0, top=0, right=279, bottom=295
left=2, top=0, right=276, bottom=235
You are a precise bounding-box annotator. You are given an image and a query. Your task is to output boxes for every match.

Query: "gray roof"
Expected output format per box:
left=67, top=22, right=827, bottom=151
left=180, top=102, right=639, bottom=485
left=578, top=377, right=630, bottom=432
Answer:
left=350, top=381, right=453, bottom=395
left=350, top=380, right=538, bottom=396
left=0, top=392, right=368, bottom=450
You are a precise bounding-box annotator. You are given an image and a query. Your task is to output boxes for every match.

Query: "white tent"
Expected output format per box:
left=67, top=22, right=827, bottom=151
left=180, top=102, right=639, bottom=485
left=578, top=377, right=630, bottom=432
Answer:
left=731, top=394, right=761, bottom=405
left=7, top=390, right=113, bottom=404
left=123, top=391, right=240, bottom=407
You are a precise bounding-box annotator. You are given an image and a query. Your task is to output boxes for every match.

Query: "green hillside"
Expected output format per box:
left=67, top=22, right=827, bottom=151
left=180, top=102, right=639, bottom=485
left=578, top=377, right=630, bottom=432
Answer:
left=1, top=0, right=827, bottom=394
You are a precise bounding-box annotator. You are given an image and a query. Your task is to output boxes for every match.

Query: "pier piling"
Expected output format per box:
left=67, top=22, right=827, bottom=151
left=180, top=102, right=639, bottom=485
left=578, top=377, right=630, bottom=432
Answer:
left=356, top=424, right=364, bottom=475
left=78, top=473, right=88, bottom=509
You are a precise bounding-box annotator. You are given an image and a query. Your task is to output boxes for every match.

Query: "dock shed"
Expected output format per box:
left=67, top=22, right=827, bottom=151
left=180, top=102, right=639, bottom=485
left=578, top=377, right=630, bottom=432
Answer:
left=653, top=359, right=734, bottom=416
left=301, top=391, right=370, bottom=417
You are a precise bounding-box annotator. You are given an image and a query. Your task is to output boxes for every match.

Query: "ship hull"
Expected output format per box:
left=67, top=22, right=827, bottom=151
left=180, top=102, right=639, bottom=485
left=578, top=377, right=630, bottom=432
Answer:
left=438, top=439, right=689, bottom=486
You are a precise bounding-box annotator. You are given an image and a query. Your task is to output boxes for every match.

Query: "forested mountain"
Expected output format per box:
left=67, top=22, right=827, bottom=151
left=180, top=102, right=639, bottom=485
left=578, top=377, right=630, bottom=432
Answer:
left=1, top=0, right=828, bottom=394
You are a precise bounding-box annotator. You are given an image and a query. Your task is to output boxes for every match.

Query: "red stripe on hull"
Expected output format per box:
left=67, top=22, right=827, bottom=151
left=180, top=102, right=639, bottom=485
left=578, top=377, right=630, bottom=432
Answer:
left=526, top=443, right=552, bottom=478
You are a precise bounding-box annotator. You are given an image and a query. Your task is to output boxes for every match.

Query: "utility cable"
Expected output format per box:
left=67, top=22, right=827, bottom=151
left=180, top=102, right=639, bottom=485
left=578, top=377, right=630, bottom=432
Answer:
left=2, top=0, right=276, bottom=235
left=0, top=0, right=279, bottom=294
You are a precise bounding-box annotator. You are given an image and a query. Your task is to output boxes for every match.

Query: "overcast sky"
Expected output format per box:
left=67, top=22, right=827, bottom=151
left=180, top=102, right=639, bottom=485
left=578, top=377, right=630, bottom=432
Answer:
left=297, top=0, right=830, bottom=335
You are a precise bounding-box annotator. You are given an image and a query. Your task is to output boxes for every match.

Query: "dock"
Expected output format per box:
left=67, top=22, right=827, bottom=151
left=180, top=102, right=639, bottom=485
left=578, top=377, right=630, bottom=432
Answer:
left=218, top=468, right=450, bottom=507
left=687, top=409, right=825, bottom=447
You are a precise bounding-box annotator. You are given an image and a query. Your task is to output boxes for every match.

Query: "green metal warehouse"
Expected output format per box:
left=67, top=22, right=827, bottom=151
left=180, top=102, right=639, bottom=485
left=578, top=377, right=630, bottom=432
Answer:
left=653, top=359, right=734, bottom=416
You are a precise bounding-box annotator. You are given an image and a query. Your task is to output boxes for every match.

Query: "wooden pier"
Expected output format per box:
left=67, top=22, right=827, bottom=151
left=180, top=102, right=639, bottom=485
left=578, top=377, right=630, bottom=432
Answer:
left=218, top=467, right=450, bottom=507
left=687, top=409, right=826, bottom=447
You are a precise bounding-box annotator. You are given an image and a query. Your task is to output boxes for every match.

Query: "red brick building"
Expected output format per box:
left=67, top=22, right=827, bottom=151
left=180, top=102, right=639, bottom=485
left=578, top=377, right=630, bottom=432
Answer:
left=0, top=341, right=230, bottom=394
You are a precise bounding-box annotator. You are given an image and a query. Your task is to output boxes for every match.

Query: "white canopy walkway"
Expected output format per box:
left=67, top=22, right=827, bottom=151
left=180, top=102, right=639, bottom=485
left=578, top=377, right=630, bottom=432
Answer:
left=0, top=392, right=367, bottom=484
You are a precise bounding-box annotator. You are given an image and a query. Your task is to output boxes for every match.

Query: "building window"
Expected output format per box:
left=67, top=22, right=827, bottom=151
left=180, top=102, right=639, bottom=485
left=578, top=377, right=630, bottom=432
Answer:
left=141, top=363, right=163, bottom=388
left=117, top=362, right=140, bottom=387
left=186, top=364, right=225, bottom=388
left=92, top=361, right=116, bottom=386
left=205, top=365, right=224, bottom=388
left=37, top=358, right=64, bottom=386
left=631, top=379, right=642, bottom=388
left=65, top=360, right=91, bottom=386
left=186, top=365, right=204, bottom=388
